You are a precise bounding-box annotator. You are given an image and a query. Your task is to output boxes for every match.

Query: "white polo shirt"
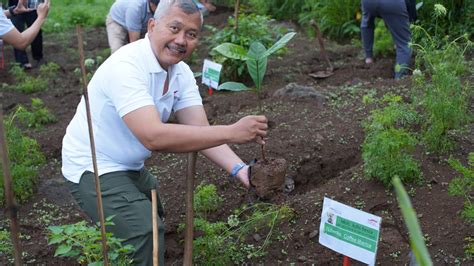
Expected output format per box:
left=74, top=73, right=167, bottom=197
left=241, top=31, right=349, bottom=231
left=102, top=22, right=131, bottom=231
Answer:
left=0, top=9, right=14, bottom=37
left=62, top=35, right=203, bottom=183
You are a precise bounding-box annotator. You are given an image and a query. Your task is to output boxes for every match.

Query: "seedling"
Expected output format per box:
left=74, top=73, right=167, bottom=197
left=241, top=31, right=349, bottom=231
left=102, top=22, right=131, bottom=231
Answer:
left=214, top=32, right=295, bottom=160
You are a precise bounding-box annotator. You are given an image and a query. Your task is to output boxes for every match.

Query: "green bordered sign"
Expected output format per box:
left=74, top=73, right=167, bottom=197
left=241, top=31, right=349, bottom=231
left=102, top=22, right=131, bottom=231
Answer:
left=319, top=197, right=382, bottom=265
left=202, top=59, right=222, bottom=89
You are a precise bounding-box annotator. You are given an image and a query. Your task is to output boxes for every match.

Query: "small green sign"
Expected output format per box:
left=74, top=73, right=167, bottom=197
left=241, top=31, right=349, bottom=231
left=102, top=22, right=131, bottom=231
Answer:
left=324, top=223, right=377, bottom=252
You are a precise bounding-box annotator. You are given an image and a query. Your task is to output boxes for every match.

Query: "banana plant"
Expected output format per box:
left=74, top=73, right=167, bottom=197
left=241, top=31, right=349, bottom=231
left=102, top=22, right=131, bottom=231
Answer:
left=213, top=32, right=296, bottom=112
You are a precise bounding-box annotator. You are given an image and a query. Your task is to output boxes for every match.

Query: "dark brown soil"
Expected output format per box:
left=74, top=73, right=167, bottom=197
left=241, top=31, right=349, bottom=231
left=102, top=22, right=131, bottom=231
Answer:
left=1, top=8, right=473, bottom=265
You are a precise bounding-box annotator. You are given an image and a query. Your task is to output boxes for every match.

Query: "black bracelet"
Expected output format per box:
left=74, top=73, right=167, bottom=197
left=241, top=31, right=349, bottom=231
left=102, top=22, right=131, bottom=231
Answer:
left=8, top=5, right=16, bottom=17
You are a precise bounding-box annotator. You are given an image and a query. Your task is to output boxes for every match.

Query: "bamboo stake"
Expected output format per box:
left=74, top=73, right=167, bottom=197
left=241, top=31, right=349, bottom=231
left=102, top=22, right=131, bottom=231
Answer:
left=0, top=106, right=22, bottom=266
left=233, top=0, right=240, bottom=31
left=76, top=25, right=109, bottom=265
left=151, top=189, right=158, bottom=266
left=183, top=152, right=197, bottom=265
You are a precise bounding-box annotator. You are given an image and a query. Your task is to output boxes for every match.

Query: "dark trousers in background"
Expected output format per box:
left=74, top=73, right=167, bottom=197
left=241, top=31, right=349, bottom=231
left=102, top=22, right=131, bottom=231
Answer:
left=361, top=0, right=412, bottom=78
left=10, top=11, right=43, bottom=65
left=67, top=169, right=165, bottom=266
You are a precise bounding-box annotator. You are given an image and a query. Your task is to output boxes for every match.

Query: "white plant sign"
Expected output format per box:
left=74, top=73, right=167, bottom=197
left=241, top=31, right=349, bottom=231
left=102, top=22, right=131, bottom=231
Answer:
left=319, top=197, right=382, bottom=265
left=202, top=59, right=222, bottom=89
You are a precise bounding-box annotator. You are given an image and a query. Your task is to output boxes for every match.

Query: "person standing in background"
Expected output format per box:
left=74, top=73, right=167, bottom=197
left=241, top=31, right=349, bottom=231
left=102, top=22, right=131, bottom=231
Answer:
left=8, top=0, right=44, bottom=69
left=360, top=0, right=416, bottom=79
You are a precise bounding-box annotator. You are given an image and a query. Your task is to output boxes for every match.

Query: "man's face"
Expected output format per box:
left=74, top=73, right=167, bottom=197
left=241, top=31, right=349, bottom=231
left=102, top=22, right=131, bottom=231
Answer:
left=148, top=5, right=201, bottom=69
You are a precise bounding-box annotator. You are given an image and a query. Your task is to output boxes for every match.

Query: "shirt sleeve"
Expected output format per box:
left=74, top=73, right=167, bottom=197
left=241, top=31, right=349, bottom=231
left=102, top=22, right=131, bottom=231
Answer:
left=102, top=59, right=154, bottom=117
left=0, top=9, right=14, bottom=37
left=173, top=64, right=203, bottom=112
left=124, top=3, right=145, bottom=32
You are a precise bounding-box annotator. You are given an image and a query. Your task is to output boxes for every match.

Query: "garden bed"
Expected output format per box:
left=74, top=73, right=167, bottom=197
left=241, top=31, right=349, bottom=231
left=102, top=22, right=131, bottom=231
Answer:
left=1, top=8, right=473, bottom=265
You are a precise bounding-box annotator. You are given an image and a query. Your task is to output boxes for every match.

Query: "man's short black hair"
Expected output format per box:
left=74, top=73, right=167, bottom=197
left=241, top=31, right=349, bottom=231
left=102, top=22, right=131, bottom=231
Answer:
left=150, top=0, right=160, bottom=5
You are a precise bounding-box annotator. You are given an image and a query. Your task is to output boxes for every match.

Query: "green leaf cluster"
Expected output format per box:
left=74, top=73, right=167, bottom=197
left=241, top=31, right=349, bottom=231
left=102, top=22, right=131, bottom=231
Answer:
left=214, top=32, right=295, bottom=111
left=193, top=183, right=224, bottom=219
left=448, top=153, right=474, bottom=224
left=6, top=62, right=60, bottom=93
left=0, top=120, right=45, bottom=205
left=206, top=13, right=287, bottom=81
left=48, top=217, right=134, bottom=265
left=13, top=98, right=57, bottom=129
left=362, top=100, right=422, bottom=187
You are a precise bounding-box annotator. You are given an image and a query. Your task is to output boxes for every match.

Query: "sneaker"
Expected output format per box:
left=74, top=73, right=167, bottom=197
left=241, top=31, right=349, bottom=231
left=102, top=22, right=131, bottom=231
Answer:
left=365, top=57, right=374, bottom=64
left=22, top=63, right=32, bottom=69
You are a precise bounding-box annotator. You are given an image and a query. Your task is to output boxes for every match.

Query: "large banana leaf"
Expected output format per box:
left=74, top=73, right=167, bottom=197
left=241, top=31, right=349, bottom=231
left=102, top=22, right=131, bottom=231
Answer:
left=262, top=32, right=297, bottom=58
left=213, top=43, right=249, bottom=61
left=217, top=82, right=250, bottom=91
left=246, top=42, right=268, bottom=91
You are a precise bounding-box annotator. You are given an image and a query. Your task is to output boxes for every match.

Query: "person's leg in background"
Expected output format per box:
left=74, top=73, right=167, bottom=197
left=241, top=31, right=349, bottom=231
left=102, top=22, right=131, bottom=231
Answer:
left=67, top=170, right=165, bottom=266
left=106, top=14, right=129, bottom=54
left=379, top=0, right=412, bottom=79
left=10, top=13, right=31, bottom=68
left=360, top=0, right=377, bottom=64
left=24, top=10, right=44, bottom=67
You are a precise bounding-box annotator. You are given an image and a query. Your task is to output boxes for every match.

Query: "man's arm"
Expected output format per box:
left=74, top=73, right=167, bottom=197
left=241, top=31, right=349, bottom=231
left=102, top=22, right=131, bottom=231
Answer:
left=2, top=0, right=49, bottom=50
left=128, top=30, right=140, bottom=43
left=123, top=105, right=267, bottom=153
left=174, top=105, right=255, bottom=187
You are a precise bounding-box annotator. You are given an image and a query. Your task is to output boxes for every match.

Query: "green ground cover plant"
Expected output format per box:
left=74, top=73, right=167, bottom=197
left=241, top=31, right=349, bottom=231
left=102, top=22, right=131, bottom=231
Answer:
left=48, top=217, right=134, bottom=265
left=180, top=184, right=294, bottom=264
left=362, top=96, right=422, bottom=187
left=7, top=62, right=60, bottom=93
left=448, top=153, right=474, bottom=224
left=14, top=98, right=57, bottom=128
left=0, top=119, right=45, bottom=205
left=206, top=13, right=287, bottom=81
left=43, top=0, right=113, bottom=32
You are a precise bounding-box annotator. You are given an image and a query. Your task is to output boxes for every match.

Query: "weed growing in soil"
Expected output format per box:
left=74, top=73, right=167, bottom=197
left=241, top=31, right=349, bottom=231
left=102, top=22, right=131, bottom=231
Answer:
left=48, top=217, right=134, bottom=265
left=0, top=119, right=45, bottom=205
left=13, top=98, right=57, bottom=128
left=194, top=183, right=224, bottom=219
left=448, top=153, right=474, bottom=224
left=0, top=229, right=12, bottom=259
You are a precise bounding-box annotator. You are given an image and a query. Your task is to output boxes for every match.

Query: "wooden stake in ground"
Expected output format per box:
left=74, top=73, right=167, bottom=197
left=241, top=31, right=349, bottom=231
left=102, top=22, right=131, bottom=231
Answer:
left=234, top=0, right=240, bottom=31
left=0, top=106, right=22, bottom=266
left=184, top=152, right=197, bottom=265
left=151, top=189, right=158, bottom=266
left=76, top=25, right=109, bottom=266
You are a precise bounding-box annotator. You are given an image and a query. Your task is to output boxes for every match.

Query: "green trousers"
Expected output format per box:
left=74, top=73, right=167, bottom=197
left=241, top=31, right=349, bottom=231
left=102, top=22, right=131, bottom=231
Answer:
left=67, top=169, right=165, bottom=266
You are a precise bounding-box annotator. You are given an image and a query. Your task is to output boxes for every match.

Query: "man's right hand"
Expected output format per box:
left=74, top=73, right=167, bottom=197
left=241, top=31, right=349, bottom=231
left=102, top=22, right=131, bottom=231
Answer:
left=230, top=115, right=268, bottom=145
left=37, top=0, right=50, bottom=19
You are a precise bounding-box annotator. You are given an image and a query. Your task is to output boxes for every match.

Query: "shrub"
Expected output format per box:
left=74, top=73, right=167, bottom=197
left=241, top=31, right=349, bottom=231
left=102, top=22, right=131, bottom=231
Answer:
left=48, top=217, right=135, bottom=265
left=448, top=153, right=474, bottom=224
left=362, top=99, right=422, bottom=187
left=298, top=0, right=360, bottom=40
left=248, top=0, right=305, bottom=20
left=0, top=120, right=45, bottom=205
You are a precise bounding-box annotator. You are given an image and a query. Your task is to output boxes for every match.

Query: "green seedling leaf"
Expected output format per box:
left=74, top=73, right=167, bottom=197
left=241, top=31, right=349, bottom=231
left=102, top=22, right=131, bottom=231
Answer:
left=54, top=244, right=72, bottom=256
left=218, top=82, right=250, bottom=91
left=262, top=32, right=296, bottom=58
left=247, top=42, right=268, bottom=90
left=213, top=43, right=249, bottom=61
left=392, top=176, right=433, bottom=266
left=48, top=226, right=64, bottom=235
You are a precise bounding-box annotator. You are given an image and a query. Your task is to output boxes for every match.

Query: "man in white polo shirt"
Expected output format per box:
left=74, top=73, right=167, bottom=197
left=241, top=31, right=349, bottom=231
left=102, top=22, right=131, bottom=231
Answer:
left=0, top=0, right=49, bottom=50
left=62, top=0, right=267, bottom=264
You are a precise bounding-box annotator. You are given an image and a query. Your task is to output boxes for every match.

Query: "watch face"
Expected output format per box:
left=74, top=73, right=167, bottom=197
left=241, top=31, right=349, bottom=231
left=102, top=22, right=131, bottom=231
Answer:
left=27, top=0, right=44, bottom=9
